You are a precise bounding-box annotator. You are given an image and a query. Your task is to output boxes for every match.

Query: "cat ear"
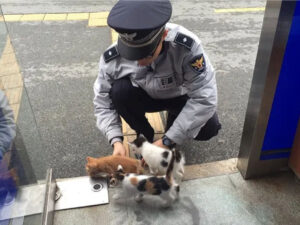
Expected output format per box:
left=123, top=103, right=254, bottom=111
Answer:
left=117, top=164, right=124, bottom=172
left=110, top=177, right=118, bottom=186
left=86, top=156, right=92, bottom=163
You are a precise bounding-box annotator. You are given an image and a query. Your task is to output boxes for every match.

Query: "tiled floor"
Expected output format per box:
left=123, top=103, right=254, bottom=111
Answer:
left=53, top=171, right=300, bottom=225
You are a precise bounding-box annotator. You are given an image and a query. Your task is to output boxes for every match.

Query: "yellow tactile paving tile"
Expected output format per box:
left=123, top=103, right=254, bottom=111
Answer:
left=1, top=37, right=14, bottom=55
left=5, top=87, right=23, bottom=105
left=121, top=112, right=165, bottom=156
left=88, top=12, right=109, bottom=27
left=3, top=15, right=22, bottom=22
left=10, top=104, right=20, bottom=122
left=0, top=11, right=111, bottom=22
left=44, top=13, right=67, bottom=21
left=215, top=7, right=265, bottom=13
left=121, top=117, right=136, bottom=135
left=67, top=13, right=89, bottom=20
left=20, top=14, right=45, bottom=21
left=0, top=36, right=23, bottom=122
left=121, top=112, right=165, bottom=136
left=0, top=53, right=17, bottom=66
left=1, top=74, right=23, bottom=89
left=0, top=64, right=20, bottom=77
left=89, top=12, right=109, bottom=19
left=111, top=29, right=118, bottom=43
left=146, top=112, right=165, bottom=133
left=123, top=136, right=131, bottom=157
left=121, top=117, right=127, bottom=134
left=88, top=18, right=107, bottom=27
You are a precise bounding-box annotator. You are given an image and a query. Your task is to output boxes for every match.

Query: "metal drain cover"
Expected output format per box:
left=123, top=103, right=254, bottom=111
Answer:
left=55, top=176, right=108, bottom=211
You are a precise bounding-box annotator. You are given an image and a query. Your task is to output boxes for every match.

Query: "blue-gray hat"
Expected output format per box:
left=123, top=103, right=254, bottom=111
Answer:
left=107, top=0, right=172, bottom=60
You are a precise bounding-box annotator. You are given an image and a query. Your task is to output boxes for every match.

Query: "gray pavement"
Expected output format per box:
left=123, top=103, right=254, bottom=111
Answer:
left=0, top=0, right=266, bottom=179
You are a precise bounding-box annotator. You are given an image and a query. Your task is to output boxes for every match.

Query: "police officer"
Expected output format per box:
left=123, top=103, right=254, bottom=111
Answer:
left=94, top=0, right=221, bottom=156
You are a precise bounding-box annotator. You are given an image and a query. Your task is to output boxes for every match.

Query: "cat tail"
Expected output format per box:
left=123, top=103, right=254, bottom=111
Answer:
left=166, top=148, right=176, bottom=184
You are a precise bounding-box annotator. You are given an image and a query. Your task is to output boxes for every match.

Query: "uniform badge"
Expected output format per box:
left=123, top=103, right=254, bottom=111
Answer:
left=159, top=76, right=175, bottom=89
left=190, top=54, right=206, bottom=73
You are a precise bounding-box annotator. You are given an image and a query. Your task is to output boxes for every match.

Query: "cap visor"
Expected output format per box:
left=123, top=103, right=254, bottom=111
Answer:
left=117, top=36, right=161, bottom=61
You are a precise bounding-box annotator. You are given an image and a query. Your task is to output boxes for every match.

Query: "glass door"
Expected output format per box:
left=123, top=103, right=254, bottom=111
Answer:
left=0, top=6, right=48, bottom=225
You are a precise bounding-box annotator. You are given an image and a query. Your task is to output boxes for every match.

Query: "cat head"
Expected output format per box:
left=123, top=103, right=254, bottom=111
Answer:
left=85, top=156, right=110, bottom=178
left=128, top=134, right=148, bottom=154
left=110, top=164, right=126, bottom=186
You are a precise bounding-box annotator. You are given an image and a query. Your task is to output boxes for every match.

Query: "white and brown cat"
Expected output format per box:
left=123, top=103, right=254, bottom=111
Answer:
left=110, top=149, right=180, bottom=207
left=128, top=135, right=185, bottom=183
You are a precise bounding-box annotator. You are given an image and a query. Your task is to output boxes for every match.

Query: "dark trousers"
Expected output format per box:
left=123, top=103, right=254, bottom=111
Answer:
left=110, top=77, right=221, bottom=143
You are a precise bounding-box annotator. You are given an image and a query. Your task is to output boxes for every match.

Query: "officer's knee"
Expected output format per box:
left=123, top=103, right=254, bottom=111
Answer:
left=194, top=113, right=221, bottom=141
left=194, top=126, right=221, bottom=141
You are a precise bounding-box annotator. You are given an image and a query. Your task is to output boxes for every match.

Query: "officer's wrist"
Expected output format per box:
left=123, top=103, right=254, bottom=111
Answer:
left=162, top=135, right=176, bottom=149
left=110, top=137, right=123, bottom=146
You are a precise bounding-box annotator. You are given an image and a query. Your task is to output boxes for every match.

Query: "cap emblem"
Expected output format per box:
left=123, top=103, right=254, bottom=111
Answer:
left=119, top=32, right=137, bottom=41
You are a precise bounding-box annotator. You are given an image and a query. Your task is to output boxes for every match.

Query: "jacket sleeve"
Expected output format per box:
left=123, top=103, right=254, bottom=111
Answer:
left=165, top=44, right=217, bottom=145
left=93, top=56, right=123, bottom=145
left=0, top=91, right=16, bottom=159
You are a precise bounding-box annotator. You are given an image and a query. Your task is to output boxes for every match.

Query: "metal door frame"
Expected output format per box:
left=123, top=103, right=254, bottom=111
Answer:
left=238, top=0, right=297, bottom=179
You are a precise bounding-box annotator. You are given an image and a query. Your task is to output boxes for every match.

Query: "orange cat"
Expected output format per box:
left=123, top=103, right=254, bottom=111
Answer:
left=85, top=155, right=144, bottom=177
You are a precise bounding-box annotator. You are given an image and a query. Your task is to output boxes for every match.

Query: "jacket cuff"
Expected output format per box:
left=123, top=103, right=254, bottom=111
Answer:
left=165, top=128, right=187, bottom=145
left=110, top=137, right=123, bottom=146
left=106, top=128, right=123, bottom=145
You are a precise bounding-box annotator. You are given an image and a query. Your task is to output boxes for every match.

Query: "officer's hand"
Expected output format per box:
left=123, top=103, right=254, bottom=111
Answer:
left=153, top=139, right=168, bottom=149
left=112, top=142, right=126, bottom=157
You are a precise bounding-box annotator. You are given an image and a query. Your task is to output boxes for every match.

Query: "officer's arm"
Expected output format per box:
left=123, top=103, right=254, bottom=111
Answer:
left=0, top=91, right=16, bottom=160
left=93, top=56, right=123, bottom=146
left=165, top=44, right=217, bottom=145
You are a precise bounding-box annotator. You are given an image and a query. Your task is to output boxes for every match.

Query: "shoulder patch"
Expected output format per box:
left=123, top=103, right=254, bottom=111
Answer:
left=174, top=33, right=194, bottom=50
left=190, top=54, right=206, bottom=74
left=103, top=46, right=119, bottom=63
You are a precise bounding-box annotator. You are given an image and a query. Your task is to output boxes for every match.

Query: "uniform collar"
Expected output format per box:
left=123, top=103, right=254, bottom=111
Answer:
left=152, top=41, right=169, bottom=70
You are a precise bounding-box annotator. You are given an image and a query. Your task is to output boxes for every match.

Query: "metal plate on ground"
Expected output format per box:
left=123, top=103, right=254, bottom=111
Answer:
left=54, top=176, right=108, bottom=211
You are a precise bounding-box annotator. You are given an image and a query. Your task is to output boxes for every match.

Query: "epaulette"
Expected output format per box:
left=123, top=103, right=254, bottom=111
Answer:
left=174, top=33, right=194, bottom=50
left=103, top=46, right=119, bottom=63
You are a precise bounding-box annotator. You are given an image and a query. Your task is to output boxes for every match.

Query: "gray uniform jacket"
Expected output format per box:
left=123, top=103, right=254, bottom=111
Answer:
left=94, top=23, right=217, bottom=145
left=0, top=90, right=16, bottom=159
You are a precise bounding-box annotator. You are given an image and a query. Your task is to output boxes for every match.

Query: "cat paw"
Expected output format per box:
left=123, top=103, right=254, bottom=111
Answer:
left=149, top=167, right=156, bottom=174
left=134, top=194, right=143, bottom=203
left=112, top=194, right=122, bottom=200
left=161, top=202, right=172, bottom=208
